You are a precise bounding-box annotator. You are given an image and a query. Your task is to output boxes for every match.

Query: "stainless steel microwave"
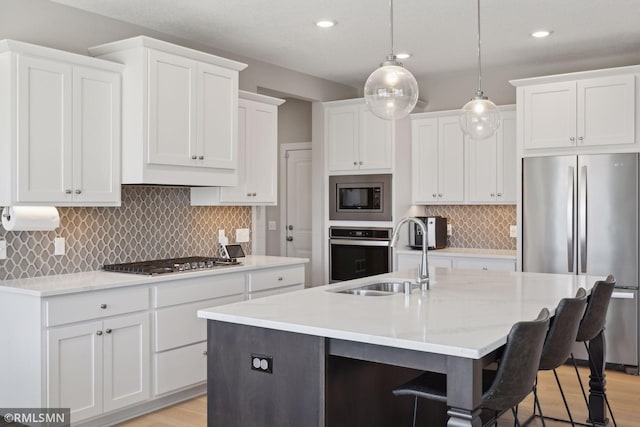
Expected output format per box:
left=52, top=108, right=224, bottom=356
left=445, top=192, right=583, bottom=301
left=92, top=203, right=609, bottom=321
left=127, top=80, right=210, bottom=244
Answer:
left=329, top=174, right=392, bottom=221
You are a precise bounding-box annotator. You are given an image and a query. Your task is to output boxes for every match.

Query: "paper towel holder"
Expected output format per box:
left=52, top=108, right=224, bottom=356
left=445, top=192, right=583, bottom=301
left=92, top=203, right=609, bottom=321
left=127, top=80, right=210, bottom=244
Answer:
left=2, top=207, right=10, bottom=222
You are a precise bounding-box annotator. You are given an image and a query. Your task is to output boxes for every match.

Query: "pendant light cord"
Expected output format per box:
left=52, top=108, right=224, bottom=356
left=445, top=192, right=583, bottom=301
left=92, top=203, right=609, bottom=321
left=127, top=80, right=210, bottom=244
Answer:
left=389, top=0, right=395, bottom=57
left=476, top=0, right=483, bottom=94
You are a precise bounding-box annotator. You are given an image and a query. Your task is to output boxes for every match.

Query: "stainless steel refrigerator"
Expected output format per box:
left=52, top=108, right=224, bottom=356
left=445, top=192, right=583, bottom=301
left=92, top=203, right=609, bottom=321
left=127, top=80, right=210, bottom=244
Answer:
left=523, top=153, right=639, bottom=370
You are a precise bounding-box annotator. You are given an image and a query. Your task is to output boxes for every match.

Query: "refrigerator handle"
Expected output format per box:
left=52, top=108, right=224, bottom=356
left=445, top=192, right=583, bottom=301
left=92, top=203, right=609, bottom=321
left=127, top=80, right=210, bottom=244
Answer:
left=567, top=166, right=574, bottom=273
left=579, top=165, right=587, bottom=273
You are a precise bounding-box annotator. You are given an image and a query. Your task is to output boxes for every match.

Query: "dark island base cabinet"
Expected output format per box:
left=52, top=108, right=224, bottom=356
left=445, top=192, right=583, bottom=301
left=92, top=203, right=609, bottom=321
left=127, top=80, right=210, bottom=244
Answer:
left=207, top=321, right=448, bottom=427
left=207, top=321, right=326, bottom=427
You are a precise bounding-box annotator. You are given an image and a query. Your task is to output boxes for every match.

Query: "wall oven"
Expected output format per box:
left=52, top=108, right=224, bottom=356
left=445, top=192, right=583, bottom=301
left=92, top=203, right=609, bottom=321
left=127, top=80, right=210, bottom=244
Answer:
left=329, top=226, right=392, bottom=283
left=329, top=174, right=392, bottom=221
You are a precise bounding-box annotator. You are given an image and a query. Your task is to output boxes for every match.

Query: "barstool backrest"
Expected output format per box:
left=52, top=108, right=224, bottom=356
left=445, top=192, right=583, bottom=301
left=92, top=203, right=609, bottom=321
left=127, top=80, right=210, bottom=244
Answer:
left=576, top=275, right=616, bottom=343
left=482, top=308, right=550, bottom=412
left=539, top=288, right=588, bottom=371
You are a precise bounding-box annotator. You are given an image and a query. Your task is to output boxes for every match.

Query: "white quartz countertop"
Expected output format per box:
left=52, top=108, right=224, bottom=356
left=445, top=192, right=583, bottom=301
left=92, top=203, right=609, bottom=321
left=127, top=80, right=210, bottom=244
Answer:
left=198, top=268, right=601, bottom=359
left=397, top=247, right=517, bottom=259
left=0, top=255, right=308, bottom=297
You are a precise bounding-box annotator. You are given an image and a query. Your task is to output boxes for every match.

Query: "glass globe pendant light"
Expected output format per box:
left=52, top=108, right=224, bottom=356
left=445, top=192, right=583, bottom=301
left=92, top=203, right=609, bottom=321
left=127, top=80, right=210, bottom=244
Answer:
left=364, top=0, right=418, bottom=120
left=459, top=0, right=500, bottom=140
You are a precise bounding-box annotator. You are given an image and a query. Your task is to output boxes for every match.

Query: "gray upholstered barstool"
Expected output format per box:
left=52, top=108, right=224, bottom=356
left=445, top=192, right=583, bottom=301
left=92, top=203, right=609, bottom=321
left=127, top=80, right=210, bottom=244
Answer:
left=525, top=288, right=588, bottom=427
left=392, top=308, right=550, bottom=427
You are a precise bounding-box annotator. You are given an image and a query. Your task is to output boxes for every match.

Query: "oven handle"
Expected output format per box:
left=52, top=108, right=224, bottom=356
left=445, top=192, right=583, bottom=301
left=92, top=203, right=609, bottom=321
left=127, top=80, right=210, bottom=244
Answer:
left=329, top=239, right=391, bottom=247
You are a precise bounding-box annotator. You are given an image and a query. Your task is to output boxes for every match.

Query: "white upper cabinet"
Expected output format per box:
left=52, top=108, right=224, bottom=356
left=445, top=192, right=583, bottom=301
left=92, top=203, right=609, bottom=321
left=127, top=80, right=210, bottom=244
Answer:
left=190, top=91, right=284, bottom=206
left=325, top=99, right=393, bottom=174
left=466, top=108, right=516, bottom=203
left=0, top=40, right=122, bottom=207
left=90, top=36, right=247, bottom=186
left=411, top=114, right=464, bottom=204
left=514, top=70, right=637, bottom=153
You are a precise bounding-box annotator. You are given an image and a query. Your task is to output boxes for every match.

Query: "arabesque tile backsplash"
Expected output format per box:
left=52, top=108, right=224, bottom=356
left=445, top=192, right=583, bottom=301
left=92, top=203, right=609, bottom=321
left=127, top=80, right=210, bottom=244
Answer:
left=0, top=186, right=252, bottom=281
left=423, top=205, right=516, bottom=250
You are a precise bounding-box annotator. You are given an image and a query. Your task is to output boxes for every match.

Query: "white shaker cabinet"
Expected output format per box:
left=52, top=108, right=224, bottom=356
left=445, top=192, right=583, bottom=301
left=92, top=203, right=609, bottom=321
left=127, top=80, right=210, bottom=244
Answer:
left=466, top=107, right=516, bottom=203
left=518, top=74, right=636, bottom=151
left=190, top=91, right=284, bottom=206
left=90, top=36, right=247, bottom=186
left=396, top=250, right=516, bottom=273
left=411, top=114, right=464, bottom=204
left=0, top=40, right=122, bottom=207
left=325, top=99, right=393, bottom=174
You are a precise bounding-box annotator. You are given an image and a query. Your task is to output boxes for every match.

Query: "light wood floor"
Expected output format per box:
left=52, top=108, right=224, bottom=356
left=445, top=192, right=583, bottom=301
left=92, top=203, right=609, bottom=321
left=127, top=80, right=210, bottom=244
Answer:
left=118, top=365, right=639, bottom=426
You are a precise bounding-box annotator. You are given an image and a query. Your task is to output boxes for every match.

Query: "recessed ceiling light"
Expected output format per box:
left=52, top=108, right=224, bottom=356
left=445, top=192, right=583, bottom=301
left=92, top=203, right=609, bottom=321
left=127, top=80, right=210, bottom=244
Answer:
left=531, top=30, right=551, bottom=38
left=316, top=20, right=336, bottom=28
left=396, top=53, right=412, bottom=60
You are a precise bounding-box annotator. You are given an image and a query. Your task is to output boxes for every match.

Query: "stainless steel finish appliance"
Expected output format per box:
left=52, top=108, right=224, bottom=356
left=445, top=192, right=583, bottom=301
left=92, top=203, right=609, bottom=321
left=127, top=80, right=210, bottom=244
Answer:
left=103, top=256, right=241, bottom=275
left=523, top=154, right=639, bottom=370
left=329, top=174, right=392, bottom=221
left=408, top=216, right=447, bottom=250
left=329, top=226, right=392, bottom=283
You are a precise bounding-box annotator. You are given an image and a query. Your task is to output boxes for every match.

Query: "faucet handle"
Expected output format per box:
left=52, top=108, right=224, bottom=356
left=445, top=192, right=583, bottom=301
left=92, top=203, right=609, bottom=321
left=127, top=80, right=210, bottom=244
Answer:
left=403, top=281, right=412, bottom=296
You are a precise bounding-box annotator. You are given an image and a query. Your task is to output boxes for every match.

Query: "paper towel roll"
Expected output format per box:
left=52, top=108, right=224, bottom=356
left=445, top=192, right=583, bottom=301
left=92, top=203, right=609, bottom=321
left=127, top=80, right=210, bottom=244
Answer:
left=1, top=206, right=60, bottom=231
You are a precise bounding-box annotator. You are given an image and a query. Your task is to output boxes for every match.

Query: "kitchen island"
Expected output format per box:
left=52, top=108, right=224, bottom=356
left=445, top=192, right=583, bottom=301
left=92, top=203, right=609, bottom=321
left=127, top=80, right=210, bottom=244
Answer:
left=198, top=267, right=607, bottom=427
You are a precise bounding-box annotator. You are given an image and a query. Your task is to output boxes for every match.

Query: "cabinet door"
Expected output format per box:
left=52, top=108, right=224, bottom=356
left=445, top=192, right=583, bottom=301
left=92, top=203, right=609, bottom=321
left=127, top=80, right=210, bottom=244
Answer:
left=577, top=75, right=636, bottom=147
left=197, top=62, right=237, bottom=169
left=438, top=117, right=465, bottom=202
left=103, top=312, right=150, bottom=412
left=17, top=55, right=72, bottom=203
left=523, top=81, right=577, bottom=149
left=247, top=102, right=278, bottom=203
left=72, top=66, right=121, bottom=204
left=466, top=133, right=497, bottom=203
left=47, top=321, right=103, bottom=423
left=219, top=101, right=251, bottom=202
left=327, top=105, right=358, bottom=172
left=497, top=110, right=517, bottom=203
left=359, top=107, right=392, bottom=170
left=452, top=258, right=515, bottom=271
left=148, top=49, right=197, bottom=167
left=411, top=118, right=439, bottom=203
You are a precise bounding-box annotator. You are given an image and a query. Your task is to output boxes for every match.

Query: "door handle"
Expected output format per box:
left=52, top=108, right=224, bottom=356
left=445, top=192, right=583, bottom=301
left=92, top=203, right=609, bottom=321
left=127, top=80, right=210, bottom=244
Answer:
left=567, top=166, right=574, bottom=273
left=579, top=165, right=587, bottom=273
left=286, top=236, right=293, bottom=242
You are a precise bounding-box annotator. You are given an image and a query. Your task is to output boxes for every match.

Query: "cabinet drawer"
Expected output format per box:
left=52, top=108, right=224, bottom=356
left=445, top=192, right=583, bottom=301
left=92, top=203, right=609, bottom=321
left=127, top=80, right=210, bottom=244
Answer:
left=154, top=342, right=207, bottom=395
left=248, top=284, right=304, bottom=300
left=154, top=294, right=243, bottom=352
left=153, top=273, right=245, bottom=308
left=452, top=258, right=515, bottom=271
left=46, top=287, right=149, bottom=327
left=248, top=266, right=304, bottom=292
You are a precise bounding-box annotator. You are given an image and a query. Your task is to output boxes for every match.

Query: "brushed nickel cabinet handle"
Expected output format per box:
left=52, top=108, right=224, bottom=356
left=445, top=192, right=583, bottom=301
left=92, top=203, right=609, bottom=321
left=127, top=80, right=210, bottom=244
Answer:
left=96, top=330, right=103, bottom=336
left=75, top=189, right=82, bottom=194
left=65, top=189, right=72, bottom=194
left=105, top=329, right=112, bottom=334
left=199, top=156, right=204, bottom=160
left=100, top=303, right=107, bottom=309
left=191, top=155, right=197, bottom=160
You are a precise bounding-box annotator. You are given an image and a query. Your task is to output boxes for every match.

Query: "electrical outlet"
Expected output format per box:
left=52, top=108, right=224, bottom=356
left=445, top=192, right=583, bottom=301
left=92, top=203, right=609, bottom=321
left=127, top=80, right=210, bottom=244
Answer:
left=509, top=225, right=517, bottom=238
left=250, top=353, right=273, bottom=374
left=54, top=237, right=65, bottom=256
left=268, top=220, right=277, bottom=231
left=0, top=240, right=7, bottom=260
left=236, top=228, right=250, bottom=243
left=446, top=224, right=452, bottom=236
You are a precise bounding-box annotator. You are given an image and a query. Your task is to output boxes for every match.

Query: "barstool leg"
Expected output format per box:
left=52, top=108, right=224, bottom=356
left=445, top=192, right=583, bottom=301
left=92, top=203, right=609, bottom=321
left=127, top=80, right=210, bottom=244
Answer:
left=512, top=407, right=522, bottom=427
left=584, top=343, right=618, bottom=427
left=552, top=368, right=575, bottom=426
left=412, top=396, right=417, bottom=427
left=532, top=388, right=547, bottom=427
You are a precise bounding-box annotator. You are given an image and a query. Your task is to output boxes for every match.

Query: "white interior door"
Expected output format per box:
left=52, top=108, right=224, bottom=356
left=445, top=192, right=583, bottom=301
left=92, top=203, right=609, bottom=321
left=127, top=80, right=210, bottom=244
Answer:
left=282, top=145, right=312, bottom=285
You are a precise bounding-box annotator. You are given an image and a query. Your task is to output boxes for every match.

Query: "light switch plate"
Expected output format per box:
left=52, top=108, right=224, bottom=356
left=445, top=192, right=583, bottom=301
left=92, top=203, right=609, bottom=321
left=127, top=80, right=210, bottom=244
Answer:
left=446, top=224, right=452, bottom=236
left=54, top=237, right=65, bottom=256
left=509, top=225, right=517, bottom=238
left=236, top=228, right=250, bottom=243
left=0, top=240, right=7, bottom=260
left=268, top=221, right=277, bottom=231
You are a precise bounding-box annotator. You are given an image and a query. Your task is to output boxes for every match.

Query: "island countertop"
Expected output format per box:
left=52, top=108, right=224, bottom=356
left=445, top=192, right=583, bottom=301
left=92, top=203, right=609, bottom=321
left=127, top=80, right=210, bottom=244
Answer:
left=198, top=268, right=602, bottom=359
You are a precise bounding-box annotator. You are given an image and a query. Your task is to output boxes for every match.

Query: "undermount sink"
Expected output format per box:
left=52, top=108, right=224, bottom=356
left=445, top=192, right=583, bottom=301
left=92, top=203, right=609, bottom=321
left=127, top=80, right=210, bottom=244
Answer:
left=330, top=280, right=410, bottom=296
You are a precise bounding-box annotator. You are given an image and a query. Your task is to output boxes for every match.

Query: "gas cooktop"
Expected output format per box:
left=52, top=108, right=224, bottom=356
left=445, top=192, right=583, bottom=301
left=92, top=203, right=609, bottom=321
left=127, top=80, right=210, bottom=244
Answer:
left=103, top=256, right=241, bottom=275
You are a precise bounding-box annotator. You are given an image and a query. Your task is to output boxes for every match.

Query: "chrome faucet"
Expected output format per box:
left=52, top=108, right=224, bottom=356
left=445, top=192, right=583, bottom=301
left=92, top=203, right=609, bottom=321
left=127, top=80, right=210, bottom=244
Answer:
left=390, top=217, right=429, bottom=291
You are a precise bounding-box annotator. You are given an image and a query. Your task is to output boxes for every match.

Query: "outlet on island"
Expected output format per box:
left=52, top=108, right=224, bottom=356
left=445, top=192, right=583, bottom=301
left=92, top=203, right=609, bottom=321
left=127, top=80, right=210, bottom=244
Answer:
left=251, top=353, right=273, bottom=374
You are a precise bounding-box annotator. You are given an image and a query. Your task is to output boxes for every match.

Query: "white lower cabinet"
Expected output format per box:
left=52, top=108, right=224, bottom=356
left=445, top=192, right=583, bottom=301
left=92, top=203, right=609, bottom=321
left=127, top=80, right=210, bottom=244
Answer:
left=451, top=258, right=516, bottom=271
left=154, top=341, right=208, bottom=395
left=396, top=251, right=515, bottom=273
left=47, top=312, right=150, bottom=423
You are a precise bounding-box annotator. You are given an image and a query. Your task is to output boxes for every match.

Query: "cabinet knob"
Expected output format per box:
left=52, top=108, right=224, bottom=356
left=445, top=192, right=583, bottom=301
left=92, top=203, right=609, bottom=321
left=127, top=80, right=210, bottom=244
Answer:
left=359, top=161, right=363, bottom=165
left=246, top=193, right=252, bottom=196
left=203, top=350, right=208, bottom=356
left=100, top=303, right=107, bottom=309
left=497, top=193, right=502, bottom=197
left=353, top=161, right=357, bottom=165
left=105, top=328, right=112, bottom=334
left=191, top=155, right=197, bottom=160
left=75, top=189, right=82, bottom=194
left=438, top=193, right=443, bottom=198
left=199, top=156, right=204, bottom=160
left=252, top=192, right=257, bottom=196
left=482, top=267, right=488, bottom=270
left=278, top=276, right=283, bottom=281
left=96, top=330, right=103, bottom=336
left=65, top=189, right=72, bottom=194
left=578, top=136, right=584, bottom=142
left=570, top=137, right=576, bottom=142
left=432, top=194, right=437, bottom=198
left=490, top=193, right=495, bottom=197
left=286, top=236, right=293, bottom=241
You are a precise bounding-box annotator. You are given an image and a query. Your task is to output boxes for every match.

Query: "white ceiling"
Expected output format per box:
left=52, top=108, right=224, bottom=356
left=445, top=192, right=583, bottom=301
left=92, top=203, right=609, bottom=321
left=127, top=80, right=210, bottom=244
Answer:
left=51, top=0, right=640, bottom=91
